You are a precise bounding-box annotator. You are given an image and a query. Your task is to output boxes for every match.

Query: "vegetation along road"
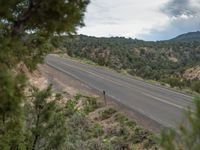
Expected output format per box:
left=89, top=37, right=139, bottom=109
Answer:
left=46, top=55, right=195, bottom=129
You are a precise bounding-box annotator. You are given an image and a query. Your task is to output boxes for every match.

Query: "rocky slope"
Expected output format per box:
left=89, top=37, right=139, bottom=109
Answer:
left=184, top=65, right=200, bottom=80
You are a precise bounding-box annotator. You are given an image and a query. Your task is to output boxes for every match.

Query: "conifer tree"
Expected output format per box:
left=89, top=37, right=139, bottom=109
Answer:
left=160, top=97, right=200, bottom=150
left=0, top=0, right=89, bottom=149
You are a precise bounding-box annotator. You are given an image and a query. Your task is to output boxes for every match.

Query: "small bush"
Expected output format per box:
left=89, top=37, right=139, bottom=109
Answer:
left=86, top=138, right=109, bottom=150
left=99, top=108, right=117, bottom=120
left=68, top=112, right=89, bottom=129
left=105, top=125, right=130, bottom=139
left=191, top=81, right=200, bottom=93
left=65, top=99, right=77, bottom=116
left=74, top=93, right=82, bottom=101
left=83, top=96, right=100, bottom=114
left=65, top=94, right=82, bottom=116
left=163, top=77, right=185, bottom=89
left=110, top=137, right=130, bottom=150
left=131, top=127, right=149, bottom=144
left=143, top=135, right=157, bottom=149
left=115, top=113, right=136, bottom=129
left=91, top=123, right=104, bottom=138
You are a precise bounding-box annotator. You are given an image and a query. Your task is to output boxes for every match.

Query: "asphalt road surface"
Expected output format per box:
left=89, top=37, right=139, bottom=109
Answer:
left=46, top=55, right=195, bottom=129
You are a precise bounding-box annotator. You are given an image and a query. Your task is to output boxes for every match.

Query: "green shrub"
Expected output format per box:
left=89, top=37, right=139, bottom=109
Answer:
left=99, top=108, right=117, bottom=120
left=65, top=99, right=77, bottom=116
left=131, top=127, right=149, bottom=144
left=191, top=81, right=200, bottom=93
left=91, top=123, right=104, bottom=138
left=74, top=93, right=82, bottom=101
left=115, top=113, right=136, bottom=129
left=83, top=96, right=100, bottom=114
left=105, top=125, right=130, bottom=139
left=110, top=136, right=130, bottom=150
left=68, top=112, right=89, bottom=129
left=163, top=77, right=185, bottom=89
left=65, top=94, right=83, bottom=116
left=143, top=135, right=157, bottom=149
left=86, top=138, right=110, bottom=150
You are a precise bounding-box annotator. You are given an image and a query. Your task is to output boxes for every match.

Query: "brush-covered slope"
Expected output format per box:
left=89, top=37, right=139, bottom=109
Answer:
left=60, top=35, right=200, bottom=83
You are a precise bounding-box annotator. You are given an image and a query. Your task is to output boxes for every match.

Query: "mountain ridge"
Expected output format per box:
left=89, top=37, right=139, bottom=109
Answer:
left=170, top=31, right=200, bottom=42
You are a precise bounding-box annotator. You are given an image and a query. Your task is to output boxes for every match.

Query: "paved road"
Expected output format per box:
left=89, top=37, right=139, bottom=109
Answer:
left=46, top=55, right=194, bottom=129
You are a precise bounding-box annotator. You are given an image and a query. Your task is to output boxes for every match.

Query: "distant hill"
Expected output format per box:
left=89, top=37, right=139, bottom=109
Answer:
left=171, top=31, right=200, bottom=42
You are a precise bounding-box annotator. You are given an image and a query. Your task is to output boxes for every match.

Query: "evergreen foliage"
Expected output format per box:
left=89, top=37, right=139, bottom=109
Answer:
left=24, top=86, right=67, bottom=150
left=0, top=0, right=89, bottom=149
left=159, top=97, right=200, bottom=150
left=0, top=70, right=27, bottom=150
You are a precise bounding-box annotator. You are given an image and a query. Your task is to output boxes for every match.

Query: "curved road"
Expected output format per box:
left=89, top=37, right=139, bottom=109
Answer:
left=46, top=55, right=194, bottom=129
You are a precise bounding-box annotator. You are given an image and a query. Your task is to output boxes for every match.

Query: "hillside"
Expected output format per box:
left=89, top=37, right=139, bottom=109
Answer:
left=171, top=31, right=200, bottom=42
left=59, top=34, right=200, bottom=91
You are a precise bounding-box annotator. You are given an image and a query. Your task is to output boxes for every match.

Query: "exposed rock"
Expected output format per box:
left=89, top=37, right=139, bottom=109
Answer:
left=184, top=66, right=200, bottom=80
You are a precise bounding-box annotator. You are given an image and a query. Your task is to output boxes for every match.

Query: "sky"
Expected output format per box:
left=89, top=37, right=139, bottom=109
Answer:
left=78, top=0, right=200, bottom=41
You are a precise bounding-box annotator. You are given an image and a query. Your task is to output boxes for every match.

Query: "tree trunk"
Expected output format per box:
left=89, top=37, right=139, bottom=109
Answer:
left=32, top=134, right=39, bottom=150
left=2, top=113, right=5, bottom=125
left=32, top=113, right=40, bottom=150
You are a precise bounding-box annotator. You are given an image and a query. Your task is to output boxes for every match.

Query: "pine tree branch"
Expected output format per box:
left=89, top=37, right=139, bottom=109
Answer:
left=12, top=0, right=41, bottom=35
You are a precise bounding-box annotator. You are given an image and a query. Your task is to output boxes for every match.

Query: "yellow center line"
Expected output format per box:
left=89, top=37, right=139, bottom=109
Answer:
left=62, top=62, right=124, bottom=87
left=142, top=92, right=186, bottom=110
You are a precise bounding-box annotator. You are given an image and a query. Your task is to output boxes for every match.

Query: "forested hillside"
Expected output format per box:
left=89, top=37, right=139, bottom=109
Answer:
left=60, top=34, right=200, bottom=91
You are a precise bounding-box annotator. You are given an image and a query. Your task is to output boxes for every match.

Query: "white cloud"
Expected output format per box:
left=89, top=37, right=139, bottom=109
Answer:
left=78, top=0, right=200, bottom=40
left=140, top=0, right=200, bottom=40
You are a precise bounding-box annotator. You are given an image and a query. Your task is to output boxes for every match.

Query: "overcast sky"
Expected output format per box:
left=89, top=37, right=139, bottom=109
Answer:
left=78, top=0, right=200, bottom=41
